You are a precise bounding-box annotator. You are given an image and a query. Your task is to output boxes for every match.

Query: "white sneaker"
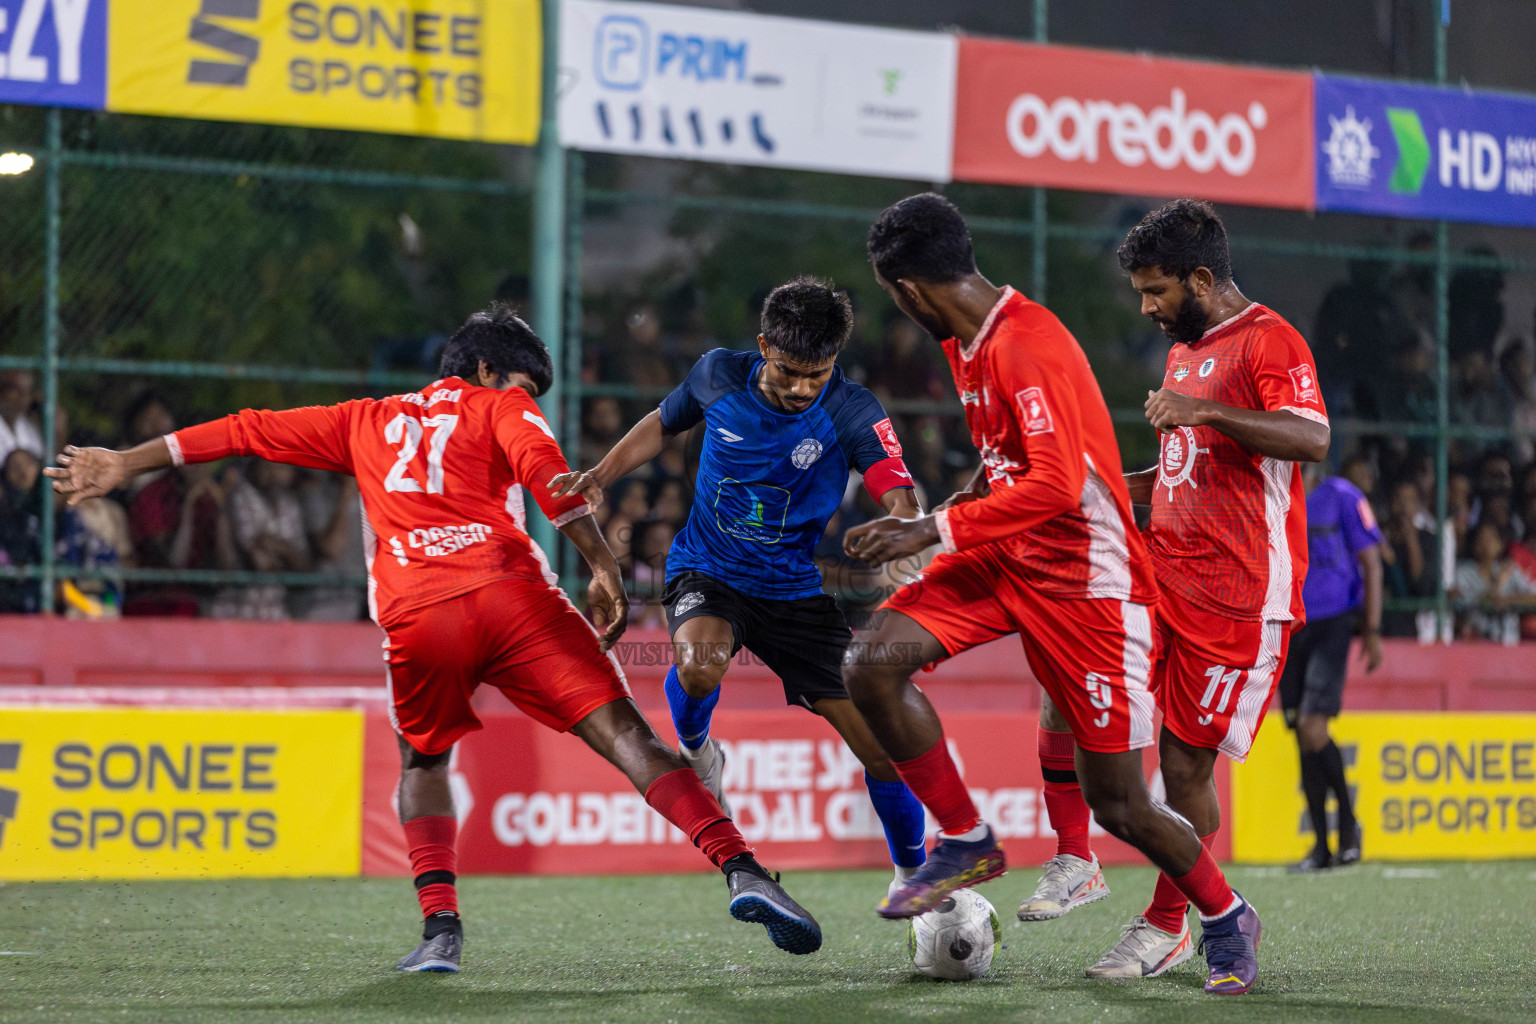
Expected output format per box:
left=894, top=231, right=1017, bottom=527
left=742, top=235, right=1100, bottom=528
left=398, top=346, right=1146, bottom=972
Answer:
left=679, top=738, right=731, bottom=816
left=1085, top=914, right=1194, bottom=978
left=1016, top=853, right=1111, bottom=921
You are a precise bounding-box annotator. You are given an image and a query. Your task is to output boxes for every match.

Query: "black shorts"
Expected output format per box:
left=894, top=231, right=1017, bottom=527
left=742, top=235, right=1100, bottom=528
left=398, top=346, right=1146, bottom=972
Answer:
left=662, top=570, right=852, bottom=710
left=1279, top=611, right=1356, bottom=723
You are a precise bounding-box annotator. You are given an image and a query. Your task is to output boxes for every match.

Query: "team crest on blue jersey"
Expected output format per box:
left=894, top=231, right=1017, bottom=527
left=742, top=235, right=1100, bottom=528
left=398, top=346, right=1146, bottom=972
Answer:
left=1173, top=363, right=1190, bottom=383
left=790, top=438, right=823, bottom=469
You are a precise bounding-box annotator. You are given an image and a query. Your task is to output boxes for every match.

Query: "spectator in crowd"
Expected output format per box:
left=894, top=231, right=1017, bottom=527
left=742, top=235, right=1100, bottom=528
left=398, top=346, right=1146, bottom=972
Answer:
left=607, top=302, right=680, bottom=399
left=292, top=470, right=364, bottom=621
left=1381, top=477, right=1440, bottom=639
left=1312, top=259, right=1401, bottom=418
left=0, top=448, right=43, bottom=612
left=1453, top=520, right=1536, bottom=643
left=1497, top=334, right=1536, bottom=464
left=579, top=397, right=626, bottom=472
left=220, top=458, right=311, bottom=619
left=865, top=309, right=947, bottom=403
left=0, top=370, right=43, bottom=468
left=124, top=395, right=239, bottom=616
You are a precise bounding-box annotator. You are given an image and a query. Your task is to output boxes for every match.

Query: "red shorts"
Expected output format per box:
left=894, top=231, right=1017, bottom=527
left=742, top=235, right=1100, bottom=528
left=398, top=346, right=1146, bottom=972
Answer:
left=383, top=577, right=631, bottom=755
left=1153, top=587, right=1292, bottom=762
left=883, top=547, right=1156, bottom=754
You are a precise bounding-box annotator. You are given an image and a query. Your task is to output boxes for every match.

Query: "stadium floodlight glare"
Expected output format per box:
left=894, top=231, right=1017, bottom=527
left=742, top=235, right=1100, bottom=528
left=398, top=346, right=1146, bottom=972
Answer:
left=0, top=152, right=35, bottom=175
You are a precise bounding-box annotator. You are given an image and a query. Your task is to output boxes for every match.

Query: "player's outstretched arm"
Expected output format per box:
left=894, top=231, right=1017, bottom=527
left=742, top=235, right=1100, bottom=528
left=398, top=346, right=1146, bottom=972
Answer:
left=549, top=410, right=674, bottom=508
left=1144, top=389, right=1330, bottom=462
left=559, top=513, right=630, bottom=652
left=45, top=440, right=172, bottom=506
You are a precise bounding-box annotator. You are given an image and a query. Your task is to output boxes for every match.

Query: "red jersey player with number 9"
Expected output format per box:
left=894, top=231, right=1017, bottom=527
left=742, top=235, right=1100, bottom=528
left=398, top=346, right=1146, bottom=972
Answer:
left=44, top=304, right=823, bottom=972
left=1027, top=200, right=1329, bottom=993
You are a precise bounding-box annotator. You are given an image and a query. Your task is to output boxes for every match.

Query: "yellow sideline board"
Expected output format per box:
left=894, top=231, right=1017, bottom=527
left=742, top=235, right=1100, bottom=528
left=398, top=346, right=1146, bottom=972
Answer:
left=0, top=708, right=362, bottom=880
left=107, top=1, right=541, bottom=144
left=1233, top=713, right=1536, bottom=862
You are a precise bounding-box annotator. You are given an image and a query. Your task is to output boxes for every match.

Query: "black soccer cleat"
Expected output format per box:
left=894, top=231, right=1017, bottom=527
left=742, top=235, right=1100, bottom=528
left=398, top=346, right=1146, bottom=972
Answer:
left=723, top=855, right=823, bottom=955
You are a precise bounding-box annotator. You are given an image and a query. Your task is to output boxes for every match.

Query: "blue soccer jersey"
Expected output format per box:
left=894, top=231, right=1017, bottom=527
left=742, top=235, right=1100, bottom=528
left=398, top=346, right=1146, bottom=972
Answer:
left=658, top=348, right=914, bottom=600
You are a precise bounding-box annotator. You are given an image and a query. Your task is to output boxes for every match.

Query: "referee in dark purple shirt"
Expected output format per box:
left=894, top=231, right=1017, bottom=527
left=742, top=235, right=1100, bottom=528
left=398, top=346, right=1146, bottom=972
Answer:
left=1281, top=466, right=1384, bottom=872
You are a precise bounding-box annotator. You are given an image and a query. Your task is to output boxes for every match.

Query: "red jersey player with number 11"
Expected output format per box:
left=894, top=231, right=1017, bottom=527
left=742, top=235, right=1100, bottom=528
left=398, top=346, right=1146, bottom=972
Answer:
left=1030, top=200, right=1329, bottom=992
left=45, top=304, right=822, bottom=972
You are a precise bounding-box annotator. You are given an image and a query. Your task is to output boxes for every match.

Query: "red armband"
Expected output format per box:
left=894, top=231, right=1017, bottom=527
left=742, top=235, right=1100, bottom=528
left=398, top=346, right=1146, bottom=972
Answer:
left=862, top=456, right=916, bottom=503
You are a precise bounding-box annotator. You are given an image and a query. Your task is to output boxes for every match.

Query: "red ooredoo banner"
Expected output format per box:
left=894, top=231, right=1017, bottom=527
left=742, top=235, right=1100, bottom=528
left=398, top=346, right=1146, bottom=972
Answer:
left=953, top=38, right=1314, bottom=210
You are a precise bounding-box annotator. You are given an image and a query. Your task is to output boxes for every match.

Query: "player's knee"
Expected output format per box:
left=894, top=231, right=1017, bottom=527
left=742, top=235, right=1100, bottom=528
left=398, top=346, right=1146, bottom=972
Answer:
left=675, top=658, right=725, bottom=699
left=841, top=659, right=896, bottom=710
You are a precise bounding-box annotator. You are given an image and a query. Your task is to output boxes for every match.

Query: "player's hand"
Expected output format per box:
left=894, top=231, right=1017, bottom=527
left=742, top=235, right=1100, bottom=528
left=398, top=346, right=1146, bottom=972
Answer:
left=587, top=569, right=629, bottom=652
left=1144, top=389, right=1209, bottom=433
left=1360, top=631, right=1384, bottom=673
left=843, top=515, right=940, bottom=567
left=548, top=470, right=605, bottom=509
left=43, top=446, right=130, bottom=506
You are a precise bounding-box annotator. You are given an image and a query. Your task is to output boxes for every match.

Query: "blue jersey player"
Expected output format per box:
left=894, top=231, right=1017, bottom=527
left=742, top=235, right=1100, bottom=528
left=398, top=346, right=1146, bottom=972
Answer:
left=552, top=277, right=929, bottom=893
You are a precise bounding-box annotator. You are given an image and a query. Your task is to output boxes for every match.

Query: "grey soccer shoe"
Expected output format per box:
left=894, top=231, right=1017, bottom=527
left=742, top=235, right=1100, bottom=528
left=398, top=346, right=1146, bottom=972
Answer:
left=1017, top=853, right=1111, bottom=921
left=396, top=930, right=462, bottom=973
left=1085, top=914, right=1194, bottom=978
left=724, top=854, right=823, bottom=955
left=680, top=737, right=732, bottom=816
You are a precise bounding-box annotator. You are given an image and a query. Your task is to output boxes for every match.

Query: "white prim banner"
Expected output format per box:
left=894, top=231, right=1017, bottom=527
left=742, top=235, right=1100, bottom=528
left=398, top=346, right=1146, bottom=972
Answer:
left=558, top=0, right=957, bottom=180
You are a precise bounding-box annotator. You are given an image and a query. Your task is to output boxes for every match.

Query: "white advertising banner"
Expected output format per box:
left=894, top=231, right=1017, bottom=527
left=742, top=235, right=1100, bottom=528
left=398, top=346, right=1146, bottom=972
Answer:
left=558, top=0, right=957, bottom=180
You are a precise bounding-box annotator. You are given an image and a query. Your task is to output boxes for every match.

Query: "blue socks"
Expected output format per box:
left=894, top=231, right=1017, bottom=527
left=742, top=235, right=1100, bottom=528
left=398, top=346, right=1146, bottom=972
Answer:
left=866, top=772, right=928, bottom=868
left=665, top=666, right=720, bottom=751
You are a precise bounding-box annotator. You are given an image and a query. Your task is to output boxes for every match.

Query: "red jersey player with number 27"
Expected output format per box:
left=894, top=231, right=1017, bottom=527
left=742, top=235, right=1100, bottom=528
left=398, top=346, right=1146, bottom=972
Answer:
left=1029, top=200, right=1329, bottom=991
left=45, top=304, right=822, bottom=972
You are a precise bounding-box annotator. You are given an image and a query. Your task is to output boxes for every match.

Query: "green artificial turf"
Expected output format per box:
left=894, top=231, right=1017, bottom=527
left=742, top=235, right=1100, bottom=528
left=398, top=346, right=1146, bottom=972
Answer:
left=1, top=861, right=1532, bottom=1023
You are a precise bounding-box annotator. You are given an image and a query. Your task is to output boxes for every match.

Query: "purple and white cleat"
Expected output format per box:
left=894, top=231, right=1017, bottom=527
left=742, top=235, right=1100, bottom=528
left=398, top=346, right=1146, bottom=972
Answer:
left=1200, top=896, right=1262, bottom=995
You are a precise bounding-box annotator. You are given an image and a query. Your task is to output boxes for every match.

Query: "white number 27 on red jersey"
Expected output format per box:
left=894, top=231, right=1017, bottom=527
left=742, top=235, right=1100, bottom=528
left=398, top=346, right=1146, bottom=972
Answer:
left=383, top=413, right=459, bottom=494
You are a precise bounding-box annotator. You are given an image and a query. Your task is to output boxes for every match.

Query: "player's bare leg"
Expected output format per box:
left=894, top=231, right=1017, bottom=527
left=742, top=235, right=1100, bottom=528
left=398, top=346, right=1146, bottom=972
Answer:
left=813, top=696, right=928, bottom=894
left=571, top=697, right=822, bottom=954
left=843, top=611, right=1006, bottom=918
left=395, top=738, right=463, bottom=973
left=1018, top=693, right=1108, bottom=922
left=1077, top=743, right=1259, bottom=993
left=666, top=615, right=736, bottom=812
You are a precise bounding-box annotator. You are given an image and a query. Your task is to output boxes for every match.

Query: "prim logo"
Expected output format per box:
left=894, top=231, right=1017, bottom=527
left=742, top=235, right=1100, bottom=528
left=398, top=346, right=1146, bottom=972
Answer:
left=1198, top=357, right=1217, bottom=379
left=1158, top=426, right=1209, bottom=498
left=188, top=0, right=261, bottom=87
left=0, top=742, right=19, bottom=850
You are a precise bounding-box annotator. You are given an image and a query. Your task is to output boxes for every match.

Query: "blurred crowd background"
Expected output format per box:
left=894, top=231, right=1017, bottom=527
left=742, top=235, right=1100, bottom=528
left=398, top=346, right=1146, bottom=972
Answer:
left=4, top=234, right=1536, bottom=642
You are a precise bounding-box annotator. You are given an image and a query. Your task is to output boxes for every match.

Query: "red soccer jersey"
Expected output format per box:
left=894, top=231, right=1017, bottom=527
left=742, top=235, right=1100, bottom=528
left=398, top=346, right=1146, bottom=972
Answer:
left=933, top=287, right=1157, bottom=604
left=1146, top=302, right=1328, bottom=622
left=167, top=378, right=590, bottom=628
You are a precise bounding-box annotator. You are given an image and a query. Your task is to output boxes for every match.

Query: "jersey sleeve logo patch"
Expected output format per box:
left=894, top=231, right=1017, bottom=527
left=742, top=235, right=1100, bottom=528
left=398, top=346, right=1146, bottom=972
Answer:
left=1016, top=387, right=1054, bottom=436
left=1356, top=495, right=1378, bottom=531
left=873, top=417, right=903, bottom=457
left=1289, top=364, right=1319, bottom=404
left=522, top=409, right=555, bottom=438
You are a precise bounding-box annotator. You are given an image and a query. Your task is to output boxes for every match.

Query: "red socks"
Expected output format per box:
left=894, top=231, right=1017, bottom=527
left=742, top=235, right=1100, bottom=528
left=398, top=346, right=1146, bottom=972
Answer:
left=892, top=739, right=981, bottom=836
left=1150, top=832, right=1234, bottom=927
left=645, top=768, right=751, bottom=868
left=403, top=815, right=459, bottom=919
left=1038, top=728, right=1092, bottom=861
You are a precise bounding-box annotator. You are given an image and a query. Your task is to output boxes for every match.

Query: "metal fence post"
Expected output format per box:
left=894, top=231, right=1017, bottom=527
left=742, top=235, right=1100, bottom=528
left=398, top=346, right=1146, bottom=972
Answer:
left=1031, top=0, right=1048, bottom=305
left=530, top=0, right=566, bottom=566
left=1433, top=0, right=1451, bottom=641
left=40, top=108, right=61, bottom=616
left=561, top=149, right=586, bottom=597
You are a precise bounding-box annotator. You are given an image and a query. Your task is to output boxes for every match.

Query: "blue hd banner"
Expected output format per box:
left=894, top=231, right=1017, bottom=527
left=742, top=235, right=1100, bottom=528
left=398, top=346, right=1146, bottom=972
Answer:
left=1316, top=73, right=1536, bottom=228
left=0, top=0, right=108, bottom=110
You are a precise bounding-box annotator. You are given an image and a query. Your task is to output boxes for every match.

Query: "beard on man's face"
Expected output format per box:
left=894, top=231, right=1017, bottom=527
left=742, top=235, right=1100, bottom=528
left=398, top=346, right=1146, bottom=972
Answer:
left=1149, top=290, right=1208, bottom=344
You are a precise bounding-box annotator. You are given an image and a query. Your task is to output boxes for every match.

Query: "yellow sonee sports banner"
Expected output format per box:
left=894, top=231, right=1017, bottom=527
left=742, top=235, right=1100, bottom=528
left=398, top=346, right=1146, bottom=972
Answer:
left=0, top=708, right=362, bottom=880
left=108, top=0, right=540, bottom=144
left=1233, top=713, right=1536, bottom=863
